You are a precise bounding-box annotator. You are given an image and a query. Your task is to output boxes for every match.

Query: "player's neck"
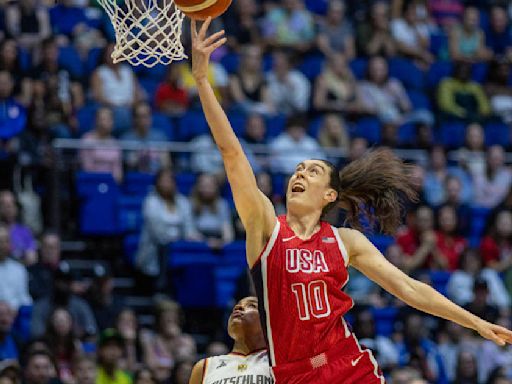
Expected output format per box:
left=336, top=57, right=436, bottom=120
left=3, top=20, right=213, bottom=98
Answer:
left=286, top=211, right=322, bottom=240
left=232, top=336, right=267, bottom=356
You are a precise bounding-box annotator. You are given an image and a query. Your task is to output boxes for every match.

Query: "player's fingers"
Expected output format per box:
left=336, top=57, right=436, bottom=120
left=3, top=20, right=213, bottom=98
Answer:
left=198, top=16, right=212, bottom=40
left=191, top=19, right=198, bottom=39
left=206, top=37, right=227, bottom=53
left=203, top=30, right=225, bottom=47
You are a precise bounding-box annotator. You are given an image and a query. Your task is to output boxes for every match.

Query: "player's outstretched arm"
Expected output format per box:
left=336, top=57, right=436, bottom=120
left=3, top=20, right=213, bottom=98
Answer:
left=341, top=228, right=512, bottom=346
left=191, top=18, right=276, bottom=266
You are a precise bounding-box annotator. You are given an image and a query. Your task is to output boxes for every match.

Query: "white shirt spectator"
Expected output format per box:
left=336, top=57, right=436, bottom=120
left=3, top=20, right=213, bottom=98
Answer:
left=270, top=131, right=324, bottom=174
left=0, top=258, right=32, bottom=311
left=190, top=134, right=224, bottom=174
left=391, top=18, right=430, bottom=49
left=267, top=70, right=311, bottom=115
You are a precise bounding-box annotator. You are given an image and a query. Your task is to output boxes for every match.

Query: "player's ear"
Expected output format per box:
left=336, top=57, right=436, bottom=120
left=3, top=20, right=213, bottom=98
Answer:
left=325, top=188, right=337, bottom=204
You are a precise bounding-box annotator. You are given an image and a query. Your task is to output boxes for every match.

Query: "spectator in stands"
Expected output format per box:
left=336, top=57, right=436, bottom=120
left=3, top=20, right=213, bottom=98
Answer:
left=0, top=39, right=31, bottom=106
left=269, top=115, right=324, bottom=174
left=391, top=1, right=434, bottom=68
left=352, top=309, right=399, bottom=373
left=464, top=278, right=500, bottom=324
left=96, top=329, right=132, bottom=384
left=115, top=309, right=140, bottom=373
left=204, top=341, right=229, bottom=357
left=5, top=0, right=51, bottom=50
left=86, top=264, right=124, bottom=331
left=23, top=350, right=59, bottom=384
left=313, top=53, right=364, bottom=115
left=0, top=224, right=32, bottom=311
left=0, top=301, right=20, bottom=360
left=390, top=366, right=424, bottom=384
left=142, top=300, right=195, bottom=383
left=485, top=59, right=512, bottom=125
left=28, top=231, right=61, bottom=301
left=44, top=307, right=83, bottom=384
left=457, top=122, right=486, bottom=176
left=0, top=359, right=21, bottom=384
left=358, top=56, right=433, bottom=143
left=395, top=311, right=447, bottom=383
left=449, top=6, right=492, bottom=62
left=443, top=175, right=471, bottom=236
left=480, top=209, right=512, bottom=274
left=228, top=45, right=274, bottom=115
left=79, top=107, right=123, bottom=183
left=73, top=356, right=96, bottom=384
left=224, top=0, right=261, bottom=50
left=427, top=0, right=464, bottom=29
left=49, top=0, right=88, bottom=39
left=240, top=114, right=267, bottom=172
left=190, top=173, right=234, bottom=249
left=0, top=190, right=37, bottom=264
left=478, top=316, right=512, bottom=383
left=472, top=145, right=512, bottom=209
left=317, top=114, right=350, bottom=154
left=486, top=6, right=512, bottom=61
left=266, top=51, right=310, bottom=115
left=154, top=65, right=189, bottom=117
left=435, top=204, right=467, bottom=271
left=91, top=43, right=144, bottom=134
left=190, top=132, right=224, bottom=177
left=121, top=102, right=170, bottom=173
left=132, top=368, right=156, bottom=384
left=447, top=248, right=510, bottom=310
left=437, top=61, right=491, bottom=123
left=136, top=169, right=199, bottom=292
left=31, top=261, right=97, bottom=338
left=424, top=146, right=469, bottom=207
left=261, top=0, right=315, bottom=53
left=316, top=0, right=355, bottom=59
left=356, top=1, right=397, bottom=57
left=454, top=351, right=479, bottom=384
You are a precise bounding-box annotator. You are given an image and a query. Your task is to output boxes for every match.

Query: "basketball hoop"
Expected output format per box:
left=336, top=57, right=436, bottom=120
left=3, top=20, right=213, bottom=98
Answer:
left=97, top=0, right=187, bottom=67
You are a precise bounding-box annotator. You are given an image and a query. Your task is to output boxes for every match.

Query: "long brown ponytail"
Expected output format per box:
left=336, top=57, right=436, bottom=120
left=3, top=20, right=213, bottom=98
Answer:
left=322, top=149, right=418, bottom=234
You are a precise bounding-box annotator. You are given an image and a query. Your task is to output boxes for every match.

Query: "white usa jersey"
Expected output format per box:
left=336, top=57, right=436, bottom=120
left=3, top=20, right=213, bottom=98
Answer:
left=202, top=349, right=273, bottom=384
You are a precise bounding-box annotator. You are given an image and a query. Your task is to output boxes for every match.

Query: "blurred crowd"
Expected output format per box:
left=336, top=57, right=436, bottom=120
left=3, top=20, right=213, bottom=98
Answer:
left=1, top=0, right=512, bottom=383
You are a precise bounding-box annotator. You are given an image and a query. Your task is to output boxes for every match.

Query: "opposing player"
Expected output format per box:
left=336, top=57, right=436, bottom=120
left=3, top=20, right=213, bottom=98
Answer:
left=190, top=18, right=512, bottom=384
left=189, top=297, right=272, bottom=384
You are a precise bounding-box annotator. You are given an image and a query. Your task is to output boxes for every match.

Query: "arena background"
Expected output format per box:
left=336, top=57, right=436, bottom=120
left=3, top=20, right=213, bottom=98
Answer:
left=0, top=0, right=511, bottom=383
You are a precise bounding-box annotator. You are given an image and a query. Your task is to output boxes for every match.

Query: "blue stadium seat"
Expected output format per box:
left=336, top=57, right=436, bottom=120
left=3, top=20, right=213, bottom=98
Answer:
left=77, top=103, right=98, bottom=136
left=372, top=307, right=397, bottom=336
left=427, top=61, right=453, bottom=89
left=349, top=58, right=368, bottom=80
left=152, top=112, right=175, bottom=140
left=398, top=123, right=417, bottom=145
left=368, top=235, right=395, bottom=253
left=173, top=263, right=217, bottom=307
left=13, top=305, right=32, bottom=342
left=351, top=117, right=381, bottom=144
left=215, top=266, right=245, bottom=307
left=118, top=195, right=144, bottom=232
left=470, top=206, right=491, bottom=240
left=123, top=234, right=140, bottom=266
left=299, top=55, right=325, bottom=81
left=123, top=172, right=155, bottom=195
left=484, top=121, right=510, bottom=147
left=305, top=0, right=328, bottom=15
left=58, top=46, right=84, bottom=78
left=471, top=62, right=489, bottom=83
left=265, top=114, right=287, bottom=138
left=438, top=121, right=466, bottom=148
left=227, top=112, right=247, bottom=137
left=139, top=78, right=160, bottom=105
left=223, top=241, right=247, bottom=268
left=178, top=111, right=209, bottom=141
left=430, top=271, right=451, bottom=296
left=308, top=116, right=324, bottom=139
left=170, top=240, right=211, bottom=254
left=18, top=48, right=32, bottom=73
left=86, top=47, right=102, bottom=75
left=76, top=172, right=121, bottom=235
left=175, top=173, right=197, bottom=195
left=389, top=58, right=424, bottom=89
left=220, top=52, right=240, bottom=74
left=430, top=32, right=449, bottom=58
left=407, top=89, right=432, bottom=110
left=272, top=174, right=288, bottom=196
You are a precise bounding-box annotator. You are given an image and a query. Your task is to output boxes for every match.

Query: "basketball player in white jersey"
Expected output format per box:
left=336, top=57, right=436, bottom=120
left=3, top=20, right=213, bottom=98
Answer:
left=189, top=297, right=273, bottom=384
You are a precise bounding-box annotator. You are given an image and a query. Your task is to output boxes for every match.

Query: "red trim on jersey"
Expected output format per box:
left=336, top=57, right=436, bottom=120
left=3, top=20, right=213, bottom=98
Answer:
left=228, top=348, right=268, bottom=357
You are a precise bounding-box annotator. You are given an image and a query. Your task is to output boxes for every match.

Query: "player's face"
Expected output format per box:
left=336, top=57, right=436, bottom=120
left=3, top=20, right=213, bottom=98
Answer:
left=227, top=297, right=261, bottom=340
left=286, top=160, right=337, bottom=214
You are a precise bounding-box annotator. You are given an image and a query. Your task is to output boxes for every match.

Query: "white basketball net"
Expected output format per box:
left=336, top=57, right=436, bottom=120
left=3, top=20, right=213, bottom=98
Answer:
left=97, top=0, right=187, bottom=67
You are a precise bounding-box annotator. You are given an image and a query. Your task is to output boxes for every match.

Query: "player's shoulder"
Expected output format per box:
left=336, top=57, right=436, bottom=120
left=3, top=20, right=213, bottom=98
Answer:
left=189, top=358, right=207, bottom=384
left=335, top=227, right=370, bottom=253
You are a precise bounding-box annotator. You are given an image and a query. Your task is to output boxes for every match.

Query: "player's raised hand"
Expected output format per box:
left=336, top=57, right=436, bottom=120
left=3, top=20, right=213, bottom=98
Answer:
left=474, top=318, right=512, bottom=346
left=191, top=17, right=226, bottom=81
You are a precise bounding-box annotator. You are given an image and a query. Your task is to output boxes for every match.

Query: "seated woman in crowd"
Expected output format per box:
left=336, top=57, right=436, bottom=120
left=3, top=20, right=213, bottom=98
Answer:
left=5, top=0, right=51, bottom=50
left=317, top=113, right=350, bottom=154
left=356, top=1, right=396, bottom=58
left=434, top=204, right=467, bottom=271
left=155, top=64, right=190, bottom=117
left=79, top=107, right=123, bottom=183
left=480, top=210, right=512, bottom=275
left=190, top=174, right=234, bottom=249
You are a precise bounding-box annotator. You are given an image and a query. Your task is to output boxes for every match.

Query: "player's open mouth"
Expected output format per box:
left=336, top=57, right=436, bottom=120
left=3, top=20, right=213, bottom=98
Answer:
left=232, top=311, right=243, bottom=319
left=291, top=183, right=305, bottom=193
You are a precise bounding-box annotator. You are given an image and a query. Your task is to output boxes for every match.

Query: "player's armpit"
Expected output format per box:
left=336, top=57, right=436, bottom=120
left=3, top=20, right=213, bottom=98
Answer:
left=189, top=359, right=206, bottom=384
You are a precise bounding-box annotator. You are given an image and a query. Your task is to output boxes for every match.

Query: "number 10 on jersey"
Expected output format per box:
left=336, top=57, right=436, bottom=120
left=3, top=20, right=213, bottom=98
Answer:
left=291, top=280, right=331, bottom=321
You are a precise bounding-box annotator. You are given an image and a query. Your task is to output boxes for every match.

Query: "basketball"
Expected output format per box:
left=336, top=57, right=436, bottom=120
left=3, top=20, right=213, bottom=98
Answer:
left=174, top=0, right=232, bottom=20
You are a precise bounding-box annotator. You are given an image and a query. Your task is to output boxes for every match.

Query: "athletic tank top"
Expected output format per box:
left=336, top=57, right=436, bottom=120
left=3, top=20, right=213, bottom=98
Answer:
left=202, top=350, right=273, bottom=384
left=251, top=216, right=353, bottom=367
left=97, top=65, right=135, bottom=106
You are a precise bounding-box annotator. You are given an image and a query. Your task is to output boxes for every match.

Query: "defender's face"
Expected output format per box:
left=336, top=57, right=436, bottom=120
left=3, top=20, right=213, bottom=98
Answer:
left=227, top=297, right=261, bottom=339
left=286, top=160, right=337, bottom=212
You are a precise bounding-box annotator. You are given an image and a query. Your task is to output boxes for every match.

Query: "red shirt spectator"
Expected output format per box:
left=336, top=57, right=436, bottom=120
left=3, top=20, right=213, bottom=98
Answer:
left=434, top=205, right=467, bottom=271
left=155, top=65, right=189, bottom=115
left=479, top=210, right=512, bottom=272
